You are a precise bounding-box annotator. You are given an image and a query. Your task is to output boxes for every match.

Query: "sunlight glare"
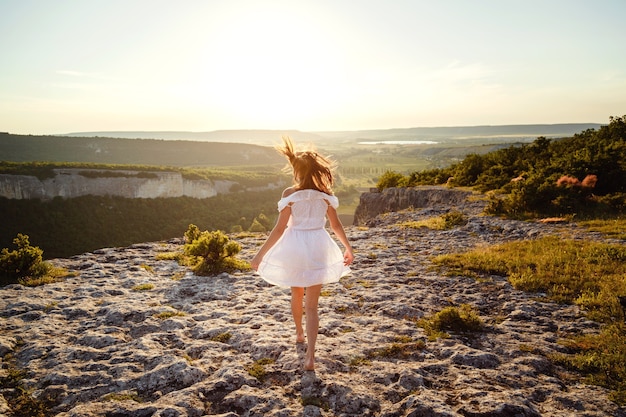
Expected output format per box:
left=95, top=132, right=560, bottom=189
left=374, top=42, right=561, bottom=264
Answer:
left=181, top=4, right=349, bottom=128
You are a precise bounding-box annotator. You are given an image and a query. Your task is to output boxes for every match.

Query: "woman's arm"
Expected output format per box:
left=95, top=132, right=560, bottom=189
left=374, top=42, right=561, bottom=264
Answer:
left=326, top=205, right=354, bottom=266
left=251, top=187, right=296, bottom=270
left=250, top=205, right=291, bottom=270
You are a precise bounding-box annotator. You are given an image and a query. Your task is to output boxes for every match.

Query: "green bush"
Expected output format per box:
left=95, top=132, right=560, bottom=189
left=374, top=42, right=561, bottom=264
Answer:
left=0, top=234, right=51, bottom=283
left=376, top=170, right=408, bottom=191
left=183, top=225, right=249, bottom=275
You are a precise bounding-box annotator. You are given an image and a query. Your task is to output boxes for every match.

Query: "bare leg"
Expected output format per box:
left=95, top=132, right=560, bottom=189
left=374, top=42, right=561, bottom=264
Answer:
left=304, top=284, right=322, bottom=370
left=291, top=287, right=305, bottom=343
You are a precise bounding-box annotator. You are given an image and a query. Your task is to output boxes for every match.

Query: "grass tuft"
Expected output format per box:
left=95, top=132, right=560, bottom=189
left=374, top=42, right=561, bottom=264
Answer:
left=417, top=304, right=483, bottom=340
left=209, top=332, right=232, bottom=343
left=132, top=283, right=154, bottom=291
left=154, top=310, right=186, bottom=320
left=398, top=210, right=467, bottom=231
left=103, top=391, right=143, bottom=403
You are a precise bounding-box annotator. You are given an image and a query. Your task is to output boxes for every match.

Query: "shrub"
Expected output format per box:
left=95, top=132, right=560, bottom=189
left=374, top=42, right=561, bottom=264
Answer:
left=442, top=210, right=467, bottom=229
left=0, top=234, right=52, bottom=284
left=183, top=224, right=249, bottom=275
left=376, top=170, right=407, bottom=191
left=248, top=218, right=266, bottom=232
left=418, top=304, right=483, bottom=339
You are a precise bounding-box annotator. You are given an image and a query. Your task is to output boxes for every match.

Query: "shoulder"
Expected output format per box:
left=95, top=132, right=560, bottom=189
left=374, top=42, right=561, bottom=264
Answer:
left=281, top=187, right=298, bottom=198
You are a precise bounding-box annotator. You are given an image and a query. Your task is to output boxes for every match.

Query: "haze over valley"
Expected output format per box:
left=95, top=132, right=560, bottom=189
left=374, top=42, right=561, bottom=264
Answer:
left=61, top=123, right=603, bottom=146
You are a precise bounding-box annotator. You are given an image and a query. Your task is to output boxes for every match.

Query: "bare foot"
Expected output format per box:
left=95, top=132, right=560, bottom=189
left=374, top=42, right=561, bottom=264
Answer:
left=303, top=353, right=315, bottom=371
left=296, top=332, right=305, bottom=343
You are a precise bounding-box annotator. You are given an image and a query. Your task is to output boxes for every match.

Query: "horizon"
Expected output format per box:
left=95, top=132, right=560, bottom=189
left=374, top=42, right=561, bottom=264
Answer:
left=1, top=1, right=624, bottom=135
left=6, top=121, right=606, bottom=138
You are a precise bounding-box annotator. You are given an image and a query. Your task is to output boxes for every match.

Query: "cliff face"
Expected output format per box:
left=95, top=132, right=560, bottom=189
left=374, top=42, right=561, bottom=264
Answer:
left=0, top=169, right=246, bottom=200
left=353, top=186, right=475, bottom=225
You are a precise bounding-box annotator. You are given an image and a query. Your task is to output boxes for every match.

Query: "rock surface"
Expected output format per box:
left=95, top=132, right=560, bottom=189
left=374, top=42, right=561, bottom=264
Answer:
left=1, top=191, right=625, bottom=417
left=353, top=186, right=473, bottom=226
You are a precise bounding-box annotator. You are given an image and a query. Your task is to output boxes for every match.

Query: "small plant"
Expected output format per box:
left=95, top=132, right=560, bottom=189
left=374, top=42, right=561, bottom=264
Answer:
left=0, top=234, right=67, bottom=286
left=442, top=210, right=468, bottom=228
left=348, top=355, right=372, bottom=370
left=367, top=339, right=426, bottom=359
left=0, top=354, right=54, bottom=416
left=246, top=358, right=275, bottom=382
left=399, top=210, right=467, bottom=231
left=44, top=302, right=58, bottom=313
left=393, top=335, right=413, bottom=344
left=209, top=332, right=232, bottom=343
left=357, top=279, right=373, bottom=288
left=103, top=391, right=143, bottom=402
left=132, top=283, right=154, bottom=291
left=139, top=264, right=154, bottom=273
left=183, top=224, right=249, bottom=275
left=301, top=395, right=330, bottom=411
left=171, top=271, right=186, bottom=281
left=418, top=304, right=483, bottom=340
left=154, top=310, right=185, bottom=320
left=155, top=252, right=182, bottom=261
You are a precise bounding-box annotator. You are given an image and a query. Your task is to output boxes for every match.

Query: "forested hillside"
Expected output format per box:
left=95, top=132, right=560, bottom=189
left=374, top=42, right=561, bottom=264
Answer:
left=0, top=191, right=278, bottom=259
left=379, top=116, right=626, bottom=218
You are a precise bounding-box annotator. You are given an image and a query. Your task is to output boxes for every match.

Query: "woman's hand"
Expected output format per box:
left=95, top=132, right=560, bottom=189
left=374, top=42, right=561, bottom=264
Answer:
left=250, top=255, right=262, bottom=271
left=343, top=249, right=354, bottom=266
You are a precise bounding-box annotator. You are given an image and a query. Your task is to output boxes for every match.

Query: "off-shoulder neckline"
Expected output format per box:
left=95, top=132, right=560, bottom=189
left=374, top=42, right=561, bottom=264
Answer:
left=277, top=189, right=338, bottom=211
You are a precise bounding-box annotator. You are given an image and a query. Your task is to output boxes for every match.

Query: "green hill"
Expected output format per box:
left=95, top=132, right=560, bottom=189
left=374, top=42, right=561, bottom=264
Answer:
left=0, top=133, right=283, bottom=166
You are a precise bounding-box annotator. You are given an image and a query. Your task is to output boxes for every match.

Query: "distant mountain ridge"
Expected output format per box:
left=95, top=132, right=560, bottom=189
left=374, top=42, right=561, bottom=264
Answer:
left=63, top=123, right=603, bottom=144
left=62, top=130, right=326, bottom=145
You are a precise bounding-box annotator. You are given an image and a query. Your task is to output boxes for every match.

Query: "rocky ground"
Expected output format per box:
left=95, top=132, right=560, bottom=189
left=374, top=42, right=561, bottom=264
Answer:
left=1, top=198, right=625, bottom=416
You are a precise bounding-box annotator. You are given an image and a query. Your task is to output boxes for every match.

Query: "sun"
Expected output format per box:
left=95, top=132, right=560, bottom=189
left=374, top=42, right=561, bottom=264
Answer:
left=180, top=3, right=351, bottom=128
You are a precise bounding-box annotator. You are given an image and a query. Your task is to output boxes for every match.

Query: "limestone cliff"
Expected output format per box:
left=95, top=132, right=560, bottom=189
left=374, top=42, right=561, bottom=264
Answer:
left=0, top=169, right=281, bottom=200
left=353, top=186, right=474, bottom=225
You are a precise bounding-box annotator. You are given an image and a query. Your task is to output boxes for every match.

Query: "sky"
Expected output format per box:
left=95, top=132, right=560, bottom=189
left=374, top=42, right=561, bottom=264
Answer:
left=1, top=0, right=625, bottom=135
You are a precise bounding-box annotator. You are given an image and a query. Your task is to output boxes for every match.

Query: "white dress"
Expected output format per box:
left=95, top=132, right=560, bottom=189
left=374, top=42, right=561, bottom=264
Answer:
left=257, top=189, right=351, bottom=288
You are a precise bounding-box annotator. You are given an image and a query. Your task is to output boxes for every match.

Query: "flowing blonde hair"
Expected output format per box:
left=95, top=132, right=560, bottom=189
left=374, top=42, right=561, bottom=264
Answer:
left=276, top=136, right=335, bottom=194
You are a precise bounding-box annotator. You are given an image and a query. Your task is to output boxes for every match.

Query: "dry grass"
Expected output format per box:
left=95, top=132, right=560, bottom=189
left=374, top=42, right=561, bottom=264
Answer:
left=432, top=234, right=626, bottom=404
